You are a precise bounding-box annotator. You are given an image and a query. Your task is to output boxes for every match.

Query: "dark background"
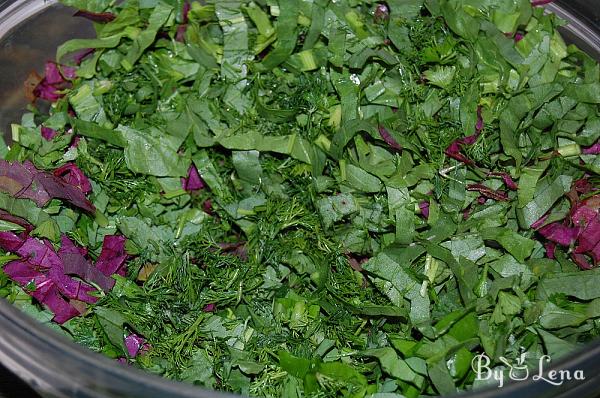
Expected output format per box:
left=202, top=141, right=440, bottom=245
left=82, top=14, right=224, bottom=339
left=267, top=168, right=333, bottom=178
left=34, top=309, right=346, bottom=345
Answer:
left=0, top=0, right=599, bottom=397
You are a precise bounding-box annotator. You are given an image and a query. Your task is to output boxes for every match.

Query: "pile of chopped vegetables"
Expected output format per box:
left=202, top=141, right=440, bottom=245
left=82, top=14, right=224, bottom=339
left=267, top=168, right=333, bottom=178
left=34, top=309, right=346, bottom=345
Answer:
left=1, top=0, right=600, bottom=396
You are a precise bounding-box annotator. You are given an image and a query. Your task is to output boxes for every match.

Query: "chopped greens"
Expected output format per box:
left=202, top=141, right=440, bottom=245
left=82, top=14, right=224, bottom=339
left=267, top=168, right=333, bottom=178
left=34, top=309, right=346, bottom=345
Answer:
left=1, top=0, right=600, bottom=396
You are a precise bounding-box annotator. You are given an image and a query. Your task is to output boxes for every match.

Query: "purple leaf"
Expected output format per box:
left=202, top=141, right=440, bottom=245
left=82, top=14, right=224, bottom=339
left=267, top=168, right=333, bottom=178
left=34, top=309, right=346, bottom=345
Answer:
left=41, top=126, right=58, bottom=141
left=512, top=32, right=525, bottom=42
left=43, top=62, right=63, bottom=85
left=475, top=105, right=484, bottom=133
left=0, top=160, right=95, bottom=213
left=1, top=231, right=131, bottom=323
left=53, top=163, right=93, bottom=195
left=535, top=189, right=600, bottom=268
left=463, top=207, right=473, bottom=220
left=33, top=62, right=76, bottom=102
left=124, top=333, right=146, bottom=357
left=378, top=126, right=402, bottom=152
left=58, top=236, right=115, bottom=292
left=0, top=232, right=25, bottom=252
left=33, top=81, right=63, bottom=102
left=467, top=184, right=509, bottom=201
left=573, top=178, right=596, bottom=195
left=544, top=242, right=556, bottom=259
left=445, top=106, right=483, bottom=164
left=445, top=141, right=475, bottom=165
left=582, top=141, right=600, bottom=155
left=419, top=201, right=430, bottom=219
left=95, top=235, right=128, bottom=276
left=73, top=10, right=116, bottom=23
left=572, top=204, right=598, bottom=227
left=182, top=1, right=191, bottom=23
left=70, top=135, right=81, bottom=149
left=203, top=199, right=213, bottom=214
left=537, top=222, right=580, bottom=246
left=73, top=48, right=95, bottom=65
left=181, top=164, right=205, bottom=191
left=61, top=65, right=77, bottom=80
left=175, top=24, right=188, bottom=42
left=16, top=237, right=62, bottom=269
left=38, top=285, right=81, bottom=324
left=48, top=264, right=97, bottom=304
left=531, top=214, right=549, bottom=230
left=2, top=260, right=81, bottom=323
left=0, top=210, right=33, bottom=232
left=2, top=260, right=43, bottom=287
left=572, top=253, right=593, bottom=270
left=489, top=172, right=518, bottom=190
left=374, top=3, right=389, bottom=22
left=203, top=303, right=216, bottom=312
left=574, top=216, right=600, bottom=264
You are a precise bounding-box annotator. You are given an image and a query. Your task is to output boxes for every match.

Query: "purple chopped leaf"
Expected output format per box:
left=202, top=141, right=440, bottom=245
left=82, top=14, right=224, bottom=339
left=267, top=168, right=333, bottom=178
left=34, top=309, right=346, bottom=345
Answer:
left=61, top=65, right=77, bottom=80
left=95, top=235, right=128, bottom=276
left=572, top=253, right=593, bottom=270
left=181, top=164, right=205, bottom=191
left=545, top=242, right=556, bottom=259
left=124, top=333, right=146, bottom=357
left=16, top=237, right=62, bottom=269
left=33, top=81, right=63, bottom=102
left=0, top=232, right=25, bottom=252
left=0, top=210, right=34, bottom=232
left=445, top=140, right=475, bottom=165
left=489, top=172, right=518, bottom=190
left=467, top=184, right=509, bottom=201
left=444, top=107, right=483, bottom=164
left=531, top=214, right=549, bottom=230
left=39, top=285, right=81, bottom=324
left=48, top=264, right=96, bottom=303
left=0, top=160, right=95, bottom=212
left=374, top=3, right=389, bottom=22
left=73, top=48, right=94, bottom=65
left=203, top=303, right=216, bottom=312
left=475, top=106, right=484, bottom=133
left=73, top=10, right=116, bottom=23
left=583, top=141, right=600, bottom=155
left=2, top=260, right=41, bottom=286
left=463, top=207, right=473, bottom=220
left=41, top=126, right=58, bottom=141
left=419, top=201, right=430, bottom=219
left=70, top=135, right=81, bottom=149
left=537, top=222, right=580, bottom=246
left=43, top=62, right=63, bottom=85
left=573, top=216, right=600, bottom=263
left=572, top=204, right=598, bottom=227
left=59, top=236, right=115, bottom=292
left=35, top=170, right=96, bottom=212
left=203, top=199, right=213, bottom=214
left=53, top=163, right=93, bottom=195
left=176, top=24, right=188, bottom=42
left=33, top=62, right=75, bottom=102
left=378, top=126, right=402, bottom=152
left=182, top=0, right=191, bottom=23
left=573, top=178, right=596, bottom=195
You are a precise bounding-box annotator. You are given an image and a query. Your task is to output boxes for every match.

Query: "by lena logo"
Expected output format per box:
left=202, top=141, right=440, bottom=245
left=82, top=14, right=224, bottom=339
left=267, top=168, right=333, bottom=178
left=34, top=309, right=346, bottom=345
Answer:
left=471, top=353, right=585, bottom=388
